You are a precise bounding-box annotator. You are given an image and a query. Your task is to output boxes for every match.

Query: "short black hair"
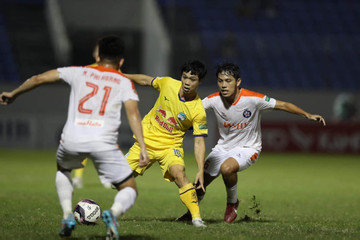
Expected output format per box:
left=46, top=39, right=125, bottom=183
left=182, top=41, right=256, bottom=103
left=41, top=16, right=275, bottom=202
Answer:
left=216, top=62, right=241, bottom=80
left=97, top=36, right=125, bottom=63
left=181, top=60, right=207, bottom=80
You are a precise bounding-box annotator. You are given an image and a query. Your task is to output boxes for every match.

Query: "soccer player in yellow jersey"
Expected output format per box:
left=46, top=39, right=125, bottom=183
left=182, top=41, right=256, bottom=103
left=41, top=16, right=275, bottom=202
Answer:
left=125, top=60, right=208, bottom=227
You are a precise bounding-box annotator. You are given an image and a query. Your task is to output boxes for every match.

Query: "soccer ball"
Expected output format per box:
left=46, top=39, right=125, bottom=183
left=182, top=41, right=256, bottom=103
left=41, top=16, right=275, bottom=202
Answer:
left=73, top=199, right=101, bottom=225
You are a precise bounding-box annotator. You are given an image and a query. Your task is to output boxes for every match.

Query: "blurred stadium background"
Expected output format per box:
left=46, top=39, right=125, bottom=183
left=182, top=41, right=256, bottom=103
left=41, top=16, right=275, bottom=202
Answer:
left=0, top=0, right=359, bottom=154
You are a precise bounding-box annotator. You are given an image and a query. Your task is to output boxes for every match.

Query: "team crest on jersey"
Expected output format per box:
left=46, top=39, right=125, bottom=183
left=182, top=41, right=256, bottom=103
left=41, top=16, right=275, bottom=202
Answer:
left=243, top=109, right=251, bottom=118
left=177, top=112, right=187, bottom=121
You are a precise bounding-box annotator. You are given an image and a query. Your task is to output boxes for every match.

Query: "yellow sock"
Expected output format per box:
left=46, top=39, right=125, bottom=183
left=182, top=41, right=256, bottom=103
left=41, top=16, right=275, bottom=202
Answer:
left=74, top=159, right=88, bottom=178
left=179, top=183, right=201, bottom=219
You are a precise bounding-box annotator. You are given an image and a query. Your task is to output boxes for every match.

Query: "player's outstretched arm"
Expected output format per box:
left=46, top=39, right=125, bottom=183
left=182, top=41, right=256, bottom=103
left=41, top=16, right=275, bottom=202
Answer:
left=124, top=99, right=149, bottom=168
left=275, top=100, right=326, bottom=126
left=124, top=74, right=154, bottom=86
left=193, top=136, right=206, bottom=192
left=0, top=69, right=60, bottom=105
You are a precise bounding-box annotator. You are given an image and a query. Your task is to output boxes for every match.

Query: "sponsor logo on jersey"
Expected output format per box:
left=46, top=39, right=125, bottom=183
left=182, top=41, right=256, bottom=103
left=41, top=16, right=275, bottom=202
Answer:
left=243, top=109, right=252, bottom=118
left=177, top=112, right=187, bottom=121
left=265, top=96, right=270, bottom=102
left=155, top=107, right=178, bottom=131
left=155, top=115, right=174, bottom=133
left=167, top=117, right=178, bottom=127
left=156, top=107, right=167, bottom=117
left=224, top=121, right=248, bottom=130
left=199, top=124, right=208, bottom=130
left=75, top=118, right=104, bottom=127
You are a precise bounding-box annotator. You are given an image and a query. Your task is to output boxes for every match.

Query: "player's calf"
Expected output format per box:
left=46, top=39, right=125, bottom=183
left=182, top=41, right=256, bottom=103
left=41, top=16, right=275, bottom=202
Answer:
left=176, top=183, right=206, bottom=222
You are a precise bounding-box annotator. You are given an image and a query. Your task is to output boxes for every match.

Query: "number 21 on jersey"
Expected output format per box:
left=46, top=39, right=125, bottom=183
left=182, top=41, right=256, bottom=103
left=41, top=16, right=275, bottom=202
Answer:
left=78, top=82, right=112, bottom=116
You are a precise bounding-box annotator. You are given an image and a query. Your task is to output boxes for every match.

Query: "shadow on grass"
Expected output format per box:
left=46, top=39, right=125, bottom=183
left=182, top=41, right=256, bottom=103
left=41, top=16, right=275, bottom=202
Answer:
left=123, top=216, right=274, bottom=225
left=205, top=216, right=275, bottom=224
left=123, top=217, right=177, bottom=222
left=68, top=234, right=157, bottom=240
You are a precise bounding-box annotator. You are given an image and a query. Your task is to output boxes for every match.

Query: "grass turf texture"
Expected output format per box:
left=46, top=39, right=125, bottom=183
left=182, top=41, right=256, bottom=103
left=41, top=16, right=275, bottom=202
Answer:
left=0, top=149, right=359, bottom=239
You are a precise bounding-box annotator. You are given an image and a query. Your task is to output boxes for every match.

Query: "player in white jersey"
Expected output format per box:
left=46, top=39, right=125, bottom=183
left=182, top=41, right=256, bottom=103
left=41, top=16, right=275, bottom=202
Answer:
left=176, top=62, right=326, bottom=223
left=0, top=36, right=149, bottom=239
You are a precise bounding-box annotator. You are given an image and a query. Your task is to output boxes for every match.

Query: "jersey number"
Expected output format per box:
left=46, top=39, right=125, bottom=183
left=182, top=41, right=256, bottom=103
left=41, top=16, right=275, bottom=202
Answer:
left=173, top=149, right=181, bottom=157
left=78, top=82, right=112, bottom=116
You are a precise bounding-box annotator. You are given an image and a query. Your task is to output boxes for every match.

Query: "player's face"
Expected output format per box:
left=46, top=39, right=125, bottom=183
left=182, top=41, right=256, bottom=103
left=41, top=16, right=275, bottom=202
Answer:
left=181, top=71, right=201, bottom=95
left=217, top=72, right=241, bottom=98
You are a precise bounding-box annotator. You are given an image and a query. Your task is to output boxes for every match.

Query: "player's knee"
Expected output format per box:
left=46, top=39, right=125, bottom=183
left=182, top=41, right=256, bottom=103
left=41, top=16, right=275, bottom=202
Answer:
left=220, top=162, right=236, bottom=176
left=172, top=170, right=189, bottom=187
left=170, top=165, right=187, bottom=181
left=173, top=171, right=187, bottom=184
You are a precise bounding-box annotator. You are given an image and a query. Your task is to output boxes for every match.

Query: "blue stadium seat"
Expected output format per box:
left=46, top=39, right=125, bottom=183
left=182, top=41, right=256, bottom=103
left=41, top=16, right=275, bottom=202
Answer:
left=156, top=0, right=360, bottom=90
left=0, top=15, right=19, bottom=82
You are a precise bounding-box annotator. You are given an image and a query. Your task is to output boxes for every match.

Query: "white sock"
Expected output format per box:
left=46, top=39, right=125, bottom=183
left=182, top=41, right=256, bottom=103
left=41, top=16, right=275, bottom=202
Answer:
left=110, top=187, right=137, bottom=218
left=226, top=184, right=238, bottom=203
left=56, top=171, right=73, bottom=219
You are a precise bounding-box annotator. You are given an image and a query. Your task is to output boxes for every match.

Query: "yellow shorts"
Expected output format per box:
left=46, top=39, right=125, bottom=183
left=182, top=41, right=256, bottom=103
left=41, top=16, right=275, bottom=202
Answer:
left=126, top=141, right=184, bottom=182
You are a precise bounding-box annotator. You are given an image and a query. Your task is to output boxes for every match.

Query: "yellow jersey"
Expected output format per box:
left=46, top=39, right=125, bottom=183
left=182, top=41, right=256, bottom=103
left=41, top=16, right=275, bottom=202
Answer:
left=141, top=76, right=208, bottom=149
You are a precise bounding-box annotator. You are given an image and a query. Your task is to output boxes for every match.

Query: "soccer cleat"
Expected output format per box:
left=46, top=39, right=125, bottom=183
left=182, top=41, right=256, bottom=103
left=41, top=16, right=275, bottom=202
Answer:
left=192, top=218, right=206, bottom=228
left=224, top=199, right=239, bottom=223
left=175, top=211, right=192, bottom=222
left=72, top=177, right=83, bottom=189
left=59, top=213, right=76, bottom=237
left=102, top=210, right=119, bottom=240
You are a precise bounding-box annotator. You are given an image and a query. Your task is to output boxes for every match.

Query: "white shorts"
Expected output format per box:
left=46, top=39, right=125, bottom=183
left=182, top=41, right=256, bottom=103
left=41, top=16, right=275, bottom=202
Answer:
left=56, top=143, right=133, bottom=185
left=204, top=146, right=260, bottom=177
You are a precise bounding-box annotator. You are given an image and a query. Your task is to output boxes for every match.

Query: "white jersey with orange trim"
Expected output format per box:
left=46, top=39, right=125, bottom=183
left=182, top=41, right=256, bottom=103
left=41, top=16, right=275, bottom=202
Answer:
left=202, top=88, right=276, bottom=152
left=57, top=65, right=138, bottom=152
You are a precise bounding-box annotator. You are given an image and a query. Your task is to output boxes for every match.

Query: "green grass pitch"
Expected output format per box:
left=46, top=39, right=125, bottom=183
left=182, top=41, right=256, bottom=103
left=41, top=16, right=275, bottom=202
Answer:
left=0, top=149, right=359, bottom=239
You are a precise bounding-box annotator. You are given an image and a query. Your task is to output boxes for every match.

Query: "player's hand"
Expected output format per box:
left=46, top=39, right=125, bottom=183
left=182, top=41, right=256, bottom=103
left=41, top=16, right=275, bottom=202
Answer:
left=0, top=92, right=15, bottom=105
left=138, top=148, right=150, bottom=168
left=307, top=114, right=326, bottom=126
left=194, top=171, right=205, bottom=193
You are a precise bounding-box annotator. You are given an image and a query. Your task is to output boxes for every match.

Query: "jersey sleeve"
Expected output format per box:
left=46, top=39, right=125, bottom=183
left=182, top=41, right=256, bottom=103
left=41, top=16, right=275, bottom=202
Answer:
left=201, top=97, right=211, bottom=110
left=57, top=67, right=76, bottom=85
left=151, top=76, right=173, bottom=91
left=121, top=79, right=139, bottom=102
left=202, top=92, right=219, bottom=110
left=257, top=95, right=276, bottom=110
left=192, top=103, right=208, bottom=137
